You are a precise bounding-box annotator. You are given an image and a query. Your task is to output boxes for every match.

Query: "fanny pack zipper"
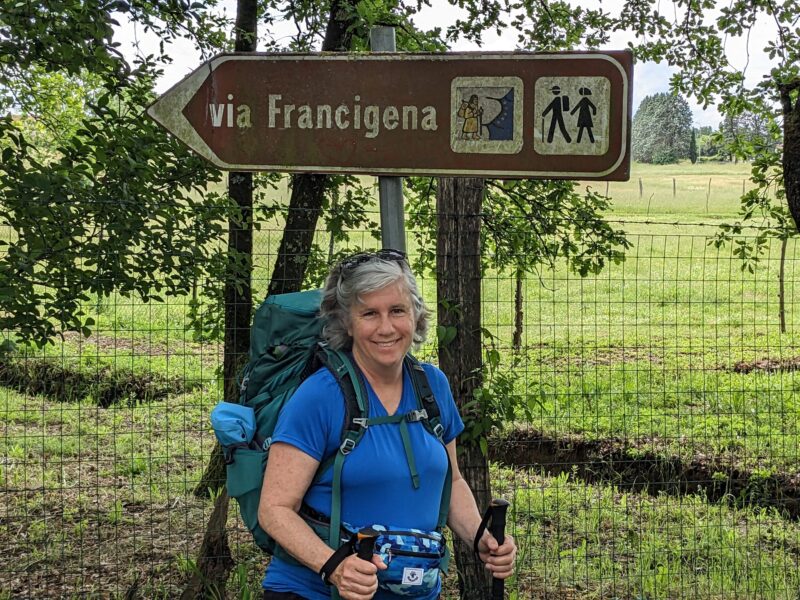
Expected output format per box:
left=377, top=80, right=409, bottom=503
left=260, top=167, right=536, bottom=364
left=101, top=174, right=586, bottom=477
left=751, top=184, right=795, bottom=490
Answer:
left=388, top=548, right=442, bottom=559
left=379, top=530, right=441, bottom=540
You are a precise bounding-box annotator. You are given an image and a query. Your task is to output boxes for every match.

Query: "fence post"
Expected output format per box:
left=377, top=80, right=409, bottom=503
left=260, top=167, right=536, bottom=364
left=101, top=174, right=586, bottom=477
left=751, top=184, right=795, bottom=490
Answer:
left=779, top=236, right=788, bottom=334
left=639, top=177, right=643, bottom=199
left=673, top=178, right=676, bottom=198
left=706, top=177, right=711, bottom=212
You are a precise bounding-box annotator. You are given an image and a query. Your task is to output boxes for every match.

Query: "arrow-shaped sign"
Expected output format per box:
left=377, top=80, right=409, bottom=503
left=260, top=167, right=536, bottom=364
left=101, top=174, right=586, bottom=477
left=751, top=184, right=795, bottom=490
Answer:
left=148, top=51, right=632, bottom=180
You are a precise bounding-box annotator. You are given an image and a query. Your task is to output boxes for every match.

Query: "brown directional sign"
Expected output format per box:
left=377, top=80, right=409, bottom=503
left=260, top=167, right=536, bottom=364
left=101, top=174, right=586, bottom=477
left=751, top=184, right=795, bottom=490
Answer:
left=148, top=51, right=633, bottom=180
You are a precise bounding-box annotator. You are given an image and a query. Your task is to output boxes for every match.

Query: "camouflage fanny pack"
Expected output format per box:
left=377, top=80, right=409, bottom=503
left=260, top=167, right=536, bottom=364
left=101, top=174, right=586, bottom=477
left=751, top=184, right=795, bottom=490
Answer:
left=368, top=525, right=446, bottom=597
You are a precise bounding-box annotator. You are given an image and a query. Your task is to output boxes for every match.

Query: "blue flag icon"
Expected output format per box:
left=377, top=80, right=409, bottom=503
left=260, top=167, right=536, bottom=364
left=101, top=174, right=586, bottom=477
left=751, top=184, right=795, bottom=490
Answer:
left=485, top=89, right=514, bottom=141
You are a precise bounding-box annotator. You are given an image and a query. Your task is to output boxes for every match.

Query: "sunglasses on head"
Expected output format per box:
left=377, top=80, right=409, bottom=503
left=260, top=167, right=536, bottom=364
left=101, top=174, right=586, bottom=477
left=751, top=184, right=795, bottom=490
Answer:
left=338, top=249, right=408, bottom=277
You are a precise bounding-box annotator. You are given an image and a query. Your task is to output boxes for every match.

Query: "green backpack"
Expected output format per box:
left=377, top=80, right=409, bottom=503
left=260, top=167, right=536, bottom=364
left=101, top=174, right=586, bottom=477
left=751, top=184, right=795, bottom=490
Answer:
left=221, top=288, right=451, bottom=557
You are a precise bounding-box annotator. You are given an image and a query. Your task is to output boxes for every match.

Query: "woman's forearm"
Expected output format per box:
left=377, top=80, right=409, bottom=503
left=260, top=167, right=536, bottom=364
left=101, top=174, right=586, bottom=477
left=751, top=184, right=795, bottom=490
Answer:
left=260, top=503, right=335, bottom=574
left=446, top=477, right=484, bottom=545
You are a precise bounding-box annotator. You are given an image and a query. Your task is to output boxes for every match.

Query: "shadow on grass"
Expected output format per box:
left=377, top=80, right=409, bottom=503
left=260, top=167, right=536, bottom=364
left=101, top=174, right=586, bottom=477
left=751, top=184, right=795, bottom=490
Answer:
left=491, top=429, right=800, bottom=520
left=0, top=358, right=201, bottom=407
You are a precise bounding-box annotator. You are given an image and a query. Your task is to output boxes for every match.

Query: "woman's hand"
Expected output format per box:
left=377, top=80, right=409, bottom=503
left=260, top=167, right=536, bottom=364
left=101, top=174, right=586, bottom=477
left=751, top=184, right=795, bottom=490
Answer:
left=331, top=554, right=387, bottom=600
left=476, top=531, right=517, bottom=579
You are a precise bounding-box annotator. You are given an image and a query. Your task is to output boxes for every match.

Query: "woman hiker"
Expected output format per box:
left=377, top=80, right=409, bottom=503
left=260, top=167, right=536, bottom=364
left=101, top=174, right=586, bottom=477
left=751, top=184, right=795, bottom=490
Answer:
left=258, top=249, right=516, bottom=599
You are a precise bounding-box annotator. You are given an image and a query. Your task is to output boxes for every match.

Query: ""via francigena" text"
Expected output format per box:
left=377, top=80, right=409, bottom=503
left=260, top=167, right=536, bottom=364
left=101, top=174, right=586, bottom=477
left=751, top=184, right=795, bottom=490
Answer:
left=208, top=94, right=438, bottom=139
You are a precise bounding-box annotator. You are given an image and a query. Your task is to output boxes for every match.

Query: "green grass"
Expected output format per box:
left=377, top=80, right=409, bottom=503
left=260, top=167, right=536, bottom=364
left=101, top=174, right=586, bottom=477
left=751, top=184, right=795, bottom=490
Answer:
left=590, top=160, right=767, bottom=219
left=489, top=466, right=800, bottom=599
left=481, top=218, right=800, bottom=474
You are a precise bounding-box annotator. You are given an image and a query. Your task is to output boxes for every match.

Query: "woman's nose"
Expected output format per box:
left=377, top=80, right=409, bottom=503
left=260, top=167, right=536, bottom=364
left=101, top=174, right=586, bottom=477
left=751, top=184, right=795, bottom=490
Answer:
left=377, top=314, right=393, bottom=333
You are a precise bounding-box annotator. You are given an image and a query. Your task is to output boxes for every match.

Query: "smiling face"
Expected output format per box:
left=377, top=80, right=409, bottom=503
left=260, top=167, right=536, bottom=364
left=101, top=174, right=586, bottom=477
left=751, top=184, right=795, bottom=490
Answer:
left=348, top=280, right=415, bottom=377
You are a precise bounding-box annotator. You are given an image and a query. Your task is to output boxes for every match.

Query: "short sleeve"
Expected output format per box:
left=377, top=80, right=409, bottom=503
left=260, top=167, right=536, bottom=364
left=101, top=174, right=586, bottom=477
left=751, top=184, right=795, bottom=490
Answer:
left=271, top=368, right=344, bottom=462
left=422, top=363, right=464, bottom=444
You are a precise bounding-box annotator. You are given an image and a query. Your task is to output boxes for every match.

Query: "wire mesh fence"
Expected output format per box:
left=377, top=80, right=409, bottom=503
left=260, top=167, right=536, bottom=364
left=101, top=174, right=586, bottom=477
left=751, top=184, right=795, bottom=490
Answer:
left=2, top=213, right=800, bottom=599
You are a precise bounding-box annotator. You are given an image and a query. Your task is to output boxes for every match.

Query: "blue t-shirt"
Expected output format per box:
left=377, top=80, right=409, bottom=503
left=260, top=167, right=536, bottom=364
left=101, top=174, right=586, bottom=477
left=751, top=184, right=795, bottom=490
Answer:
left=262, top=362, right=464, bottom=599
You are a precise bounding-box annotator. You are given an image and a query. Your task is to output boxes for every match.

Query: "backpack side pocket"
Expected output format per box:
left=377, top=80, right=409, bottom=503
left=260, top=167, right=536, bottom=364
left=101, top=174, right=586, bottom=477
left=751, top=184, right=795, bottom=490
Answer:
left=226, top=448, right=274, bottom=553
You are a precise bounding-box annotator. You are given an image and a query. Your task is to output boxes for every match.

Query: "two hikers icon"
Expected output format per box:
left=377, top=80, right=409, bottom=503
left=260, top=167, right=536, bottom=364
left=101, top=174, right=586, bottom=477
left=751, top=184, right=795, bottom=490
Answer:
left=541, top=85, right=596, bottom=143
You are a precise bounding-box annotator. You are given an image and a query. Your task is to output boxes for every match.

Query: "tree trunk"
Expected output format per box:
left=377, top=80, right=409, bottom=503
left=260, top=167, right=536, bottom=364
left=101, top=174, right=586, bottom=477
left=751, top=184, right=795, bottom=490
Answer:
left=436, top=177, right=492, bottom=600
left=512, top=266, right=524, bottom=351
left=781, top=80, right=800, bottom=232
left=194, top=0, right=259, bottom=498
left=264, top=0, right=357, bottom=298
left=183, top=2, right=257, bottom=597
left=187, top=1, right=361, bottom=596
left=267, top=173, right=329, bottom=296
left=179, top=492, right=234, bottom=600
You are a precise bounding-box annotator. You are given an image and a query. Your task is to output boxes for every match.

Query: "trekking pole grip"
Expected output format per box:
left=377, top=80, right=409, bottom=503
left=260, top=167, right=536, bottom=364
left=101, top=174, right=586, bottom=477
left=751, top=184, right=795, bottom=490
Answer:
left=357, top=527, right=379, bottom=561
left=488, top=498, right=510, bottom=600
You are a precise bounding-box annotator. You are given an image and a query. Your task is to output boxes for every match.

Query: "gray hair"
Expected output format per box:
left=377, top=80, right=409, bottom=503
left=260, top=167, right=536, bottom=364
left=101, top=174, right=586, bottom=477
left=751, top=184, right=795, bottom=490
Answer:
left=320, top=257, right=430, bottom=351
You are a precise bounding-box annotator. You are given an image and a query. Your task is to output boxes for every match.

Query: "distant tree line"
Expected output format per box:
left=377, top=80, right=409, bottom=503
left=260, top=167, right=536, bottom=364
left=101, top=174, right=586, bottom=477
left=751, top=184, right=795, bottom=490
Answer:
left=632, top=92, right=778, bottom=165
left=632, top=93, right=693, bottom=164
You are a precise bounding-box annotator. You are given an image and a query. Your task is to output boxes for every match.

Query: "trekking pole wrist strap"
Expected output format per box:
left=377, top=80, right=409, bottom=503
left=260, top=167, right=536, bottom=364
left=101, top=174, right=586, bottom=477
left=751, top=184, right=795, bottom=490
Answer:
left=473, top=505, right=493, bottom=558
left=319, top=534, right=357, bottom=585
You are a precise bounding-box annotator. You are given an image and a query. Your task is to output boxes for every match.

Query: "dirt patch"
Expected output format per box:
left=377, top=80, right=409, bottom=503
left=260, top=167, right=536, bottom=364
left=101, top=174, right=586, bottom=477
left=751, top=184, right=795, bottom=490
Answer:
left=0, top=490, right=229, bottom=599
left=731, top=356, right=800, bottom=374
left=574, top=346, right=663, bottom=366
left=61, top=331, right=223, bottom=366
left=530, top=345, right=664, bottom=368
left=490, top=429, right=800, bottom=519
left=0, top=358, right=199, bottom=407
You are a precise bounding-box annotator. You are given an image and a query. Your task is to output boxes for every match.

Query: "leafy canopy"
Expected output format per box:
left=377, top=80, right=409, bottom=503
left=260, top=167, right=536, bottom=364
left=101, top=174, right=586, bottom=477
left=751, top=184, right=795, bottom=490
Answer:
left=0, top=1, right=231, bottom=346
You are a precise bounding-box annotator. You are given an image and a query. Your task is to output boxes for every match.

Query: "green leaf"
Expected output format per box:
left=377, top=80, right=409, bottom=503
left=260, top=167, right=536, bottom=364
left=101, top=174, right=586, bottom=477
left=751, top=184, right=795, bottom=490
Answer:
left=479, top=437, right=488, bottom=456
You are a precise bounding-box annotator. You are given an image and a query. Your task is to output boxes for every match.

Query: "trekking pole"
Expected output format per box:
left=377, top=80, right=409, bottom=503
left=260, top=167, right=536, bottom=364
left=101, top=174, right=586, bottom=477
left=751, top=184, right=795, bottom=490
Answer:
left=356, top=527, right=379, bottom=561
left=488, top=498, right=510, bottom=600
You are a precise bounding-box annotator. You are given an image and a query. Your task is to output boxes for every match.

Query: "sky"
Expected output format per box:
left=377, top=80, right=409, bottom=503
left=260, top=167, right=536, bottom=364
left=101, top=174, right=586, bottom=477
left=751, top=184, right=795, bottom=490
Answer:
left=119, top=0, right=777, bottom=129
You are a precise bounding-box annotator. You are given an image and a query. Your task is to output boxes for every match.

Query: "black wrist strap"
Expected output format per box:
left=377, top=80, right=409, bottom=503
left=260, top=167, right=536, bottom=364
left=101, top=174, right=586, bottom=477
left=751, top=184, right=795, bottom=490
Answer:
left=319, top=534, right=357, bottom=585
left=473, top=505, right=493, bottom=557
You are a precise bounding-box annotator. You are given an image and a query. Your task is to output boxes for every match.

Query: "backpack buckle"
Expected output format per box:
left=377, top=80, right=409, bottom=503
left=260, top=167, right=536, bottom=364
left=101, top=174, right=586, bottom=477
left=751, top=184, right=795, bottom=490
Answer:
left=432, top=422, right=445, bottom=439
left=406, top=409, right=428, bottom=422
left=340, top=437, right=357, bottom=454
left=352, top=418, right=369, bottom=428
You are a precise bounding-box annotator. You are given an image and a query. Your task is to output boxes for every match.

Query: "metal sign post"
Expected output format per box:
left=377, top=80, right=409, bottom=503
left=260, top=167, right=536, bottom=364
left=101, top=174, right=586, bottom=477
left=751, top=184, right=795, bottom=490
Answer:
left=370, top=25, right=406, bottom=253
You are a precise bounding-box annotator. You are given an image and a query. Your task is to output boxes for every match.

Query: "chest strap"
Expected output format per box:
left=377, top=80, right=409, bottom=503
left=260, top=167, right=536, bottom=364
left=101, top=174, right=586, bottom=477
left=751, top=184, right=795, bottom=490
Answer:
left=359, top=409, right=432, bottom=490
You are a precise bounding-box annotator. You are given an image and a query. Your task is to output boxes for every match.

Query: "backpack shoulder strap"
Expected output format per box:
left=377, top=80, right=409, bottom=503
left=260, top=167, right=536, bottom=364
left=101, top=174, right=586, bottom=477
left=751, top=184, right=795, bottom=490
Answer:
left=405, top=355, right=445, bottom=442
left=316, top=346, right=369, bottom=456
left=404, top=355, right=452, bottom=539
left=314, top=346, right=369, bottom=549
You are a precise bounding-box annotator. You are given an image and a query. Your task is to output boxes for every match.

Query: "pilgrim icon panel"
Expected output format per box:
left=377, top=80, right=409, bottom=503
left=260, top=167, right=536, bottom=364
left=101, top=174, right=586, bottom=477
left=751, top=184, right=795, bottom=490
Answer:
left=450, top=76, right=524, bottom=154
left=534, top=76, right=610, bottom=155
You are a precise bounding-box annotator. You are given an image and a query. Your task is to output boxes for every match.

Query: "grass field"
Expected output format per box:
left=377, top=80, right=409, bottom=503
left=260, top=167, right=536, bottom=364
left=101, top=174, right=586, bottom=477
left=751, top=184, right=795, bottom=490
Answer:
left=594, top=161, right=765, bottom=218
left=3, top=160, right=800, bottom=598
